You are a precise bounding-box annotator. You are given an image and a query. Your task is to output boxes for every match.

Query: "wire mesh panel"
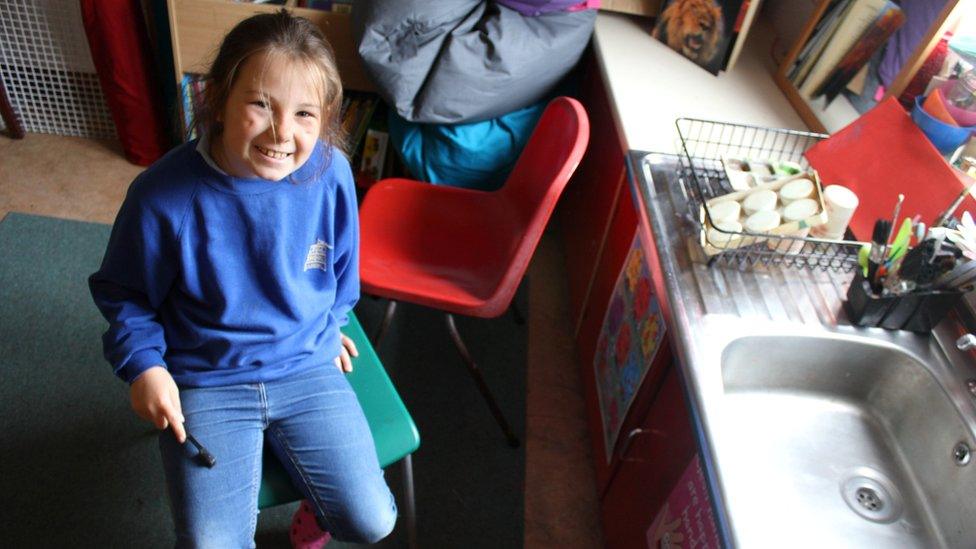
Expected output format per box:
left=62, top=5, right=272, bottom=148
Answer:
left=675, top=118, right=864, bottom=272
left=0, top=0, right=116, bottom=138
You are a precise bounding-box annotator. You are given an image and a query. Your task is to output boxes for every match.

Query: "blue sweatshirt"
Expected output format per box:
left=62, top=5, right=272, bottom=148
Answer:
left=89, top=139, right=359, bottom=387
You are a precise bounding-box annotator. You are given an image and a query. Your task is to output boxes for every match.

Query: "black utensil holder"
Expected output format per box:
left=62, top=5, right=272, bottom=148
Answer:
left=845, top=272, right=963, bottom=333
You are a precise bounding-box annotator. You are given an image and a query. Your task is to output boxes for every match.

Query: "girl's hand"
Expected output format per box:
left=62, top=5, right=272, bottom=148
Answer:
left=130, top=366, right=186, bottom=443
left=334, top=334, right=359, bottom=373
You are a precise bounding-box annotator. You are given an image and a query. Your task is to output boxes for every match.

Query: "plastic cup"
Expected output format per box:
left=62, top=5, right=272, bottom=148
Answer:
left=940, top=79, right=976, bottom=127
left=810, top=184, right=858, bottom=240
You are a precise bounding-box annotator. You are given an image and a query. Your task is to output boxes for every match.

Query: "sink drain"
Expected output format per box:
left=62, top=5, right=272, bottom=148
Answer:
left=953, top=442, right=972, bottom=466
left=855, top=487, right=885, bottom=512
left=841, top=468, right=903, bottom=523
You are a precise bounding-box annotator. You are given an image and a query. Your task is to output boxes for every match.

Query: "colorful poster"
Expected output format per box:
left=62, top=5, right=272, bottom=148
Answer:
left=594, top=232, right=667, bottom=463
left=646, top=454, right=721, bottom=549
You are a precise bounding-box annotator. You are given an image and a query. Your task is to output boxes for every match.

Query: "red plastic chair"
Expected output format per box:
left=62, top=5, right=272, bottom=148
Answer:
left=359, top=96, right=590, bottom=447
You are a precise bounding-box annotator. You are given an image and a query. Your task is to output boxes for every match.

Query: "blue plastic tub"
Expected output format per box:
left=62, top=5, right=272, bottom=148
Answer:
left=911, top=96, right=975, bottom=155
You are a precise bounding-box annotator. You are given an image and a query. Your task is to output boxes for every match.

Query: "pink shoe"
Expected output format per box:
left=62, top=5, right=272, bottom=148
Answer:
left=290, top=500, right=331, bottom=549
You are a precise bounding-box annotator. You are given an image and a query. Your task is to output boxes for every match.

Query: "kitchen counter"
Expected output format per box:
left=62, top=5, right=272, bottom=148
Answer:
left=627, top=150, right=976, bottom=547
left=592, top=12, right=806, bottom=153
left=593, top=11, right=976, bottom=548
left=626, top=150, right=847, bottom=545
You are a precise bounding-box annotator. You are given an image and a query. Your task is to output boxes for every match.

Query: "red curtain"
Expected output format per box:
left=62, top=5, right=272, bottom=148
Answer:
left=80, top=0, right=169, bottom=166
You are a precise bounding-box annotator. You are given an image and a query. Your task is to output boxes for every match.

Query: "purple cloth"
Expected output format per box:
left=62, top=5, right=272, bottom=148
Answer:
left=495, top=0, right=587, bottom=16
left=878, top=0, right=944, bottom=88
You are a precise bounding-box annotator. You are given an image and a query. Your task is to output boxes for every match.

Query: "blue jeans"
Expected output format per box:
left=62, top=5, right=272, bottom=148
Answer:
left=158, top=366, right=397, bottom=548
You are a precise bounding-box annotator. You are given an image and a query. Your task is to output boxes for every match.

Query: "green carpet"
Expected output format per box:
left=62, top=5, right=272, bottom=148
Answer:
left=0, top=212, right=526, bottom=548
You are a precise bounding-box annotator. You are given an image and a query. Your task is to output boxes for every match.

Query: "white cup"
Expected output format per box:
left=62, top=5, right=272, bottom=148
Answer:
left=744, top=209, right=781, bottom=233
left=707, top=220, right=743, bottom=247
left=743, top=209, right=781, bottom=245
left=727, top=171, right=755, bottom=191
left=782, top=198, right=819, bottom=223
left=810, top=184, right=859, bottom=240
left=742, top=189, right=778, bottom=216
left=779, top=178, right=815, bottom=205
left=708, top=200, right=741, bottom=224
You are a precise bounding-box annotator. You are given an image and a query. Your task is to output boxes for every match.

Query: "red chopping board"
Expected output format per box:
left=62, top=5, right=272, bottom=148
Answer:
left=804, top=97, right=974, bottom=241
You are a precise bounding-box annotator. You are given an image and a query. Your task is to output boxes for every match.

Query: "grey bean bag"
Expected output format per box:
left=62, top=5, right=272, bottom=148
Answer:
left=352, top=1, right=596, bottom=124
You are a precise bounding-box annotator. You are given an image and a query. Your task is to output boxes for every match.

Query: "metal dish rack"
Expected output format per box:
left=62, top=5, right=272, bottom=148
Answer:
left=676, top=117, right=866, bottom=272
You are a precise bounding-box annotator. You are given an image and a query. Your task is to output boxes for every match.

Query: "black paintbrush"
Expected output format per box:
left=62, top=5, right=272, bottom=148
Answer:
left=867, top=219, right=890, bottom=293
left=185, top=430, right=216, bottom=468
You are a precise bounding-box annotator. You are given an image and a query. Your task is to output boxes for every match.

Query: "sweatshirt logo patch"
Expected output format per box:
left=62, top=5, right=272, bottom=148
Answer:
left=304, top=239, right=333, bottom=271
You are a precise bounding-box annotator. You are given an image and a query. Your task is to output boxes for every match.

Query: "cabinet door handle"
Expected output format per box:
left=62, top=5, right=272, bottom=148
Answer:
left=618, top=427, right=665, bottom=462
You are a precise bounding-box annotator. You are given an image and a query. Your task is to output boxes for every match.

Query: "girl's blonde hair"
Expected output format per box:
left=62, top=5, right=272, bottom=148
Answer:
left=191, top=9, right=346, bottom=154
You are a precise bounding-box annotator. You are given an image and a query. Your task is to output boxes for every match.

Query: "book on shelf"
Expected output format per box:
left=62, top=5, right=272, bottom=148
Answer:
left=350, top=99, right=392, bottom=188
left=797, top=0, right=894, bottom=100
left=358, top=129, right=389, bottom=185
left=846, top=64, right=869, bottom=94
left=813, top=2, right=905, bottom=104
left=651, top=0, right=749, bottom=75
left=788, top=0, right=852, bottom=85
left=180, top=73, right=206, bottom=140
left=340, top=91, right=379, bottom=156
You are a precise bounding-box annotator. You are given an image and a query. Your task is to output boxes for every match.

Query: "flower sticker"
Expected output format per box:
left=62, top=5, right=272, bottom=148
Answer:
left=641, top=315, right=661, bottom=359
left=634, top=275, right=651, bottom=320
left=620, top=348, right=641, bottom=401
left=625, top=248, right=644, bottom=292
left=608, top=294, right=625, bottom=334
left=615, top=321, right=632, bottom=365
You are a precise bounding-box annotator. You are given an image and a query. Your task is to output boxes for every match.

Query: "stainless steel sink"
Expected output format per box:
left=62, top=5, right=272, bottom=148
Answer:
left=633, top=153, right=976, bottom=547
left=715, top=332, right=976, bottom=548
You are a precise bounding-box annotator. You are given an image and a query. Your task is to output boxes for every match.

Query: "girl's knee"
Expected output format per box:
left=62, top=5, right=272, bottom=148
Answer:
left=334, top=492, right=397, bottom=544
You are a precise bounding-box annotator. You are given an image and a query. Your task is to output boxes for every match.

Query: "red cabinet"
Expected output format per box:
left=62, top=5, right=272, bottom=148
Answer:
left=561, top=50, right=628, bottom=338
left=600, top=365, right=698, bottom=548
left=577, top=187, right=674, bottom=495
left=562, top=49, right=674, bottom=494
left=561, top=48, right=714, bottom=548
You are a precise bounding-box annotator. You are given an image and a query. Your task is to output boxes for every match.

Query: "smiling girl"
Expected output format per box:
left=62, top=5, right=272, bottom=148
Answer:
left=89, top=11, right=395, bottom=548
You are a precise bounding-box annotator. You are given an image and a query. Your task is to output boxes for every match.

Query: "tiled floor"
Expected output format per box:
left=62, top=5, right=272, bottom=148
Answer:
left=0, top=132, right=603, bottom=548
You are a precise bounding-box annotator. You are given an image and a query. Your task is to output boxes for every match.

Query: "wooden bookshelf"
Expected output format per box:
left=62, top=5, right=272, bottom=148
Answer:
left=166, top=0, right=376, bottom=97
left=774, top=0, right=962, bottom=134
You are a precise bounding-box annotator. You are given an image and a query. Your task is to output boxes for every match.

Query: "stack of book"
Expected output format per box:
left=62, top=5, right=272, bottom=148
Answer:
left=651, top=0, right=764, bottom=75
left=340, top=91, right=379, bottom=157
left=787, top=0, right=906, bottom=105
left=340, top=91, right=395, bottom=188
left=180, top=74, right=206, bottom=140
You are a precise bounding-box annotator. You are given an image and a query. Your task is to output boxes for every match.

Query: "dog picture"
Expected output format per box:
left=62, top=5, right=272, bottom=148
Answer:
left=652, top=0, right=726, bottom=72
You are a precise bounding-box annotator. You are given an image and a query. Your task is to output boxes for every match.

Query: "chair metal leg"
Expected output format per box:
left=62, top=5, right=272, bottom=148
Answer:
left=0, top=79, right=25, bottom=139
left=444, top=313, right=520, bottom=448
left=372, top=300, right=398, bottom=346
left=401, top=454, right=417, bottom=549
left=509, top=300, right=525, bottom=325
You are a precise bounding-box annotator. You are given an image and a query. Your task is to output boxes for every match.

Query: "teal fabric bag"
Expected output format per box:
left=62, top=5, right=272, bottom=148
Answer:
left=388, top=99, right=547, bottom=191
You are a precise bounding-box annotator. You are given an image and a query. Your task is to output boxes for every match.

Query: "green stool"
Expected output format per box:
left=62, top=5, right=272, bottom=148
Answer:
left=257, top=313, right=420, bottom=547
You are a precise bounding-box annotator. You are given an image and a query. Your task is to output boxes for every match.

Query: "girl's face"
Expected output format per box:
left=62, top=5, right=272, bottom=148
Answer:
left=214, top=51, right=325, bottom=181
